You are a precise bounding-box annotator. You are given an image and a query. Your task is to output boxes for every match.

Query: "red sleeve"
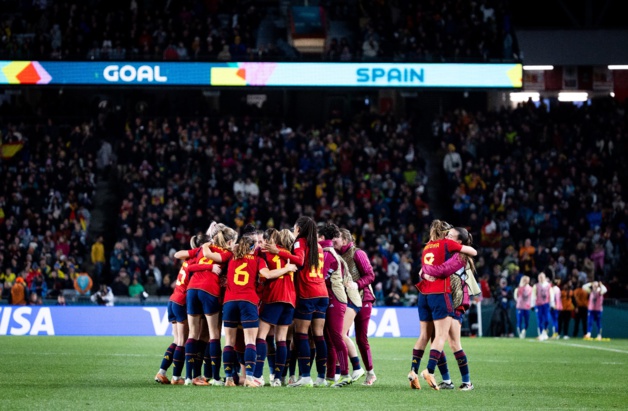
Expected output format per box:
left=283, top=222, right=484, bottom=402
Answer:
left=422, top=254, right=465, bottom=278
left=443, top=239, right=463, bottom=253
left=211, top=246, right=233, bottom=262
left=186, top=257, right=215, bottom=273
left=279, top=240, right=305, bottom=266
left=187, top=247, right=201, bottom=258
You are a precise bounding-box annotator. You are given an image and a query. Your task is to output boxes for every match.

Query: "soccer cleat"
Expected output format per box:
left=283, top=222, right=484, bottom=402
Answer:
left=351, top=368, right=365, bottom=382
left=288, top=375, right=297, bottom=385
left=363, top=372, right=377, bottom=386
left=438, top=381, right=455, bottom=390
left=271, top=378, right=282, bottom=387
left=313, top=377, right=328, bottom=387
left=184, top=378, right=193, bottom=386
left=421, top=370, right=439, bottom=390
left=408, top=370, right=421, bottom=390
left=563, top=335, right=570, bottom=340
left=170, top=378, right=185, bottom=385
left=269, top=373, right=275, bottom=382
left=254, top=376, right=265, bottom=387
left=154, top=373, right=170, bottom=384
left=584, top=333, right=591, bottom=339
left=596, top=335, right=603, bottom=341
left=331, top=375, right=352, bottom=388
left=210, top=378, right=225, bottom=386
left=459, top=382, right=475, bottom=391
left=224, top=377, right=236, bottom=387
left=287, top=377, right=314, bottom=388
left=244, top=376, right=261, bottom=388
left=192, top=376, right=209, bottom=386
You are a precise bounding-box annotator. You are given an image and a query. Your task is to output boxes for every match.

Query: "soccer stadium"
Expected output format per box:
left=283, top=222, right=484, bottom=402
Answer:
left=1, top=1, right=627, bottom=409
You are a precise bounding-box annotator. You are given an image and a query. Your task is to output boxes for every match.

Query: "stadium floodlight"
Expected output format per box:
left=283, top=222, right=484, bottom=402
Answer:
left=523, top=65, right=554, bottom=71
left=510, top=92, right=540, bottom=102
left=558, top=92, right=588, bottom=102
left=608, top=65, right=628, bottom=70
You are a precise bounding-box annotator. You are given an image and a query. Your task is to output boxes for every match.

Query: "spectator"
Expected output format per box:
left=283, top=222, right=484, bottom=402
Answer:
left=128, top=275, right=145, bottom=298
left=91, top=235, right=105, bottom=282
left=10, top=277, right=28, bottom=305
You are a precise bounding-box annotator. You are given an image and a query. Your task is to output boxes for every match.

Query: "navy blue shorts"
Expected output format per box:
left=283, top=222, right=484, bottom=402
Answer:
left=186, top=289, right=221, bottom=316
left=294, top=297, right=329, bottom=321
left=417, top=293, right=454, bottom=322
left=348, top=301, right=361, bottom=314
left=223, top=301, right=259, bottom=329
left=168, top=301, right=187, bottom=323
left=259, top=302, right=295, bottom=326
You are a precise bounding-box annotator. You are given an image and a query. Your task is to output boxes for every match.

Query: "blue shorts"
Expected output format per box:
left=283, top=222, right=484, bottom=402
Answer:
left=168, top=301, right=187, bottom=323
left=223, top=301, right=259, bottom=329
left=186, top=289, right=221, bottom=316
left=348, top=301, right=361, bottom=314
left=259, top=302, right=295, bottom=326
left=294, top=297, right=329, bottom=321
left=417, top=293, right=454, bottom=322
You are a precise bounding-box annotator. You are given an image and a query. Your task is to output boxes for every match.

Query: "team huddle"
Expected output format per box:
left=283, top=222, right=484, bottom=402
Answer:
left=153, top=217, right=479, bottom=390
left=154, top=216, right=377, bottom=388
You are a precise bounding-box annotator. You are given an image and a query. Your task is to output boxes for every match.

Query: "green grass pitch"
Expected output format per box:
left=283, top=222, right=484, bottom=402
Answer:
left=3, top=336, right=628, bottom=410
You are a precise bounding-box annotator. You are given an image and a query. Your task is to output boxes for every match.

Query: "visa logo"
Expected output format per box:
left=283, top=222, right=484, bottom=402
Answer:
left=356, top=67, right=424, bottom=84
left=0, top=307, right=55, bottom=335
left=103, top=65, right=167, bottom=82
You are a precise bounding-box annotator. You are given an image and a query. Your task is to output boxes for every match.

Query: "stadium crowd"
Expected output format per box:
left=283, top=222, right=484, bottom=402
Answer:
left=1, top=0, right=517, bottom=62
left=1, top=96, right=627, bottom=316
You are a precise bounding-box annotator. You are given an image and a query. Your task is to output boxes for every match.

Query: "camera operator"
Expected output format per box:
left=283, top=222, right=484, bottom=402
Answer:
left=90, top=284, right=114, bottom=306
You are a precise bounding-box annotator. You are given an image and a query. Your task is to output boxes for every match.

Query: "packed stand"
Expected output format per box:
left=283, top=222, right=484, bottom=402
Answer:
left=107, top=114, right=427, bottom=304
left=0, top=120, right=100, bottom=304
left=324, top=0, right=519, bottom=62
left=435, top=98, right=628, bottom=335
left=1, top=0, right=517, bottom=63
left=0, top=0, right=271, bottom=62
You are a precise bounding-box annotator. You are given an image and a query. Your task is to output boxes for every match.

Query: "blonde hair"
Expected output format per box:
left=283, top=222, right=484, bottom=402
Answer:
left=339, top=228, right=353, bottom=243
left=519, top=275, right=530, bottom=288
left=278, top=228, right=296, bottom=250
left=429, top=219, right=452, bottom=242
left=212, top=223, right=238, bottom=248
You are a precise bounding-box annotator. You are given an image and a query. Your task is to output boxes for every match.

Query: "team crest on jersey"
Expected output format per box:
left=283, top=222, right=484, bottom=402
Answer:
left=294, top=242, right=300, bottom=249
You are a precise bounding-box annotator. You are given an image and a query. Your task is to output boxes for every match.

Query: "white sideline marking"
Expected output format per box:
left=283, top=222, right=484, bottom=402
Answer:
left=534, top=340, right=628, bottom=355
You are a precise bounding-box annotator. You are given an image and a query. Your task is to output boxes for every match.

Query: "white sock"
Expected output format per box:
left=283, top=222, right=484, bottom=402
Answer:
left=443, top=379, right=452, bottom=384
left=159, top=369, right=167, bottom=375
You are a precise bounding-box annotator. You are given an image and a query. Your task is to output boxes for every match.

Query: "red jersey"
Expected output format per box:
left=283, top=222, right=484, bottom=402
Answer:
left=417, top=239, right=463, bottom=295
left=260, top=248, right=297, bottom=307
left=187, top=245, right=233, bottom=298
left=169, top=247, right=202, bottom=305
left=294, top=240, right=327, bottom=299
left=224, top=254, right=267, bottom=305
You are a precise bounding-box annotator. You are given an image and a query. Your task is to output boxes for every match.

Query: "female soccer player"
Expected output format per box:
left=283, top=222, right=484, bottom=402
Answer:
left=254, top=228, right=297, bottom=387
left=222, top=232, right=297, bottom=387
left=318, top=223, right=356, bottom=388
left=154, top=235, right=200, bottom=385
left=184, top=224, right=237, bottom=385
left=421, top=226, right=479, bottom=391
left=263, top=216, right=327, bottom=388
left=583, top=281, right=607, bottom=340
left=334, top=228, right=376, bottom=385
left=532, top=272, right=551, bottom=341
left=514, top=275, right=533, bottom=339
left=409, top=220, right=477, bottom=391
